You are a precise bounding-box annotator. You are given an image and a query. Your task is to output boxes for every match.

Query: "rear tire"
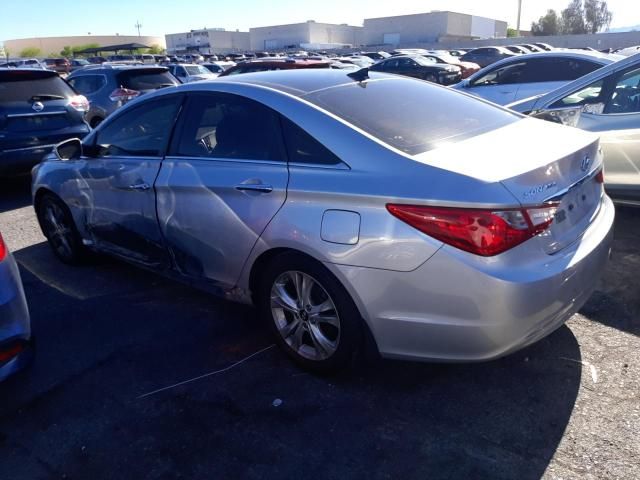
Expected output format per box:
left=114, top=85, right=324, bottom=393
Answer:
left=36, top=193, right=88, bottom=265
left=424, top=73, right=438, bottom=83
left=257, top=252, right=364, bottom=374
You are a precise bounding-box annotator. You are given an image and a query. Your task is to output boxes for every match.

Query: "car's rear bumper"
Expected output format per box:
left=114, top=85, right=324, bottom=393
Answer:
left=0, top=254, right=31, bottom=381
left=0, top=145, right=56, bottom=176
left=330, top=195, right=615, bottom=362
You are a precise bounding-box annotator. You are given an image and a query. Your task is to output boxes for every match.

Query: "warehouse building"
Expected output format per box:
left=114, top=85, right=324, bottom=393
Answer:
left=363, top=11, right=507, bottom=46
left=165, top=28, right=250, bottom=54
left=249, top=20, right=363, bottom=51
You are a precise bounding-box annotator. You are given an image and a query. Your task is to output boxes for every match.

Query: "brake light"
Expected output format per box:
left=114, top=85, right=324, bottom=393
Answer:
left=109, top=88, right=140, bottom=103
left=69, top=95, right=89, bottom=112
left=0, top=232, right=7, bottom=262
left=595, top=168, right=604, bottom=184
left=0, top=341, right=24, bottom=364
left=386, top=203, right=559, bottom=256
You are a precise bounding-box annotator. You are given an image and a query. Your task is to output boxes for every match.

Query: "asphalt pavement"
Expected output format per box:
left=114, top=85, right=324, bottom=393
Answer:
left=0, top=176, right=638, bottom=480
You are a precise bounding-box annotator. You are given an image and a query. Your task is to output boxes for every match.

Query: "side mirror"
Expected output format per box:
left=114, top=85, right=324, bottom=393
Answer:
left=54, top=138, right=83, bottom=161
left=530, top=106, right=583, bottom=128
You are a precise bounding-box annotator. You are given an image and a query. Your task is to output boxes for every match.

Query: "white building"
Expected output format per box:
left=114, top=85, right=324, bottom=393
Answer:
left=249, top=20, right=363, bottom=51
left=363, top=11, right=508, bottom=46
left=165, top=29, right=250, bottom=54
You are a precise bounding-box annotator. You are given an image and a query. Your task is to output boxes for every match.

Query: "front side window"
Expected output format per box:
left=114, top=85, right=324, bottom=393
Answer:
left=175, top=93, right=284, bottom=161
left=95, top=96, right=182, bottom=157
left=550, top=80, right=605, bottom=109
left=472, top=62, right=526, bottom=86
left=605, top=67, right=640, bottom=114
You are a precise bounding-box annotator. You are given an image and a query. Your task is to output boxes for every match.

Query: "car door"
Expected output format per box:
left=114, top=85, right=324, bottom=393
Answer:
left=578, top=66, right=640, bottom=198
left=155, top=92, right=289, bottom=289
left=80, top=94, right=184, bottom=267
left=467, top=61, right=527, bottom=104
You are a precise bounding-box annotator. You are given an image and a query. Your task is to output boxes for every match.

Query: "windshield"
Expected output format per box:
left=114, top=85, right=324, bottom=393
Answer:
left=304, top=77, right=518, bottom=155
left=185, top=65, right=211, bottom=75
left=0, top=74, right=74, bottom=102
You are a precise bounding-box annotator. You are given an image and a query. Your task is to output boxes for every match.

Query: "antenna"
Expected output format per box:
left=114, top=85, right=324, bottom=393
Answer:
left=135, top=20, right=143, bottom=37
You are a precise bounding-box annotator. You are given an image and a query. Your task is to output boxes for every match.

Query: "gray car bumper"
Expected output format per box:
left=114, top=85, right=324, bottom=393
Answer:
left=330, top=195, right=615, bottom=362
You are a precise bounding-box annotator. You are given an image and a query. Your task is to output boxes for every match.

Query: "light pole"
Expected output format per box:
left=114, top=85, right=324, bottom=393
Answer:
left=516, top=0, right=523, bottom=36
left=135, top=20, right=143, bottom=37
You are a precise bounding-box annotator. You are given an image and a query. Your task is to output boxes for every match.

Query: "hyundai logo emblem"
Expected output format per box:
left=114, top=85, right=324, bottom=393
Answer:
left=580, top=155, right=591, bottom=172
left=32, top=101, right=44, bottom=112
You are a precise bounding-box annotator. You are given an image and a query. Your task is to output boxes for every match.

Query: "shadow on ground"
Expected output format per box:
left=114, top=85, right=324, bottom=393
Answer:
left=0, top=176, right=32, bottom=214
left=0, top=241, right=583, bottom=480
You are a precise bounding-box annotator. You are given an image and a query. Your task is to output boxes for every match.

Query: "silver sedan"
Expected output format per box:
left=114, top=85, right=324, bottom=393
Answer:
left=0, top=231, right=31, bottom=381
left=32, top=69, right=614, bottom=372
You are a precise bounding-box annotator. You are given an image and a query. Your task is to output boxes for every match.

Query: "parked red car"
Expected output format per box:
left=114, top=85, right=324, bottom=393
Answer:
left=218, top=58, right=331, bottom=77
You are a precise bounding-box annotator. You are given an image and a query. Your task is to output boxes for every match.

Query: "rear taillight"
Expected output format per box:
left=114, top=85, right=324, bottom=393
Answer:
left=69, top=95, right=89, bottom=112
left=595, top=168, right=604, bottom=184
left=109, top=88, right=140, bottom=103
left=0, top=232, right=7, bottom=262
left=0, top=341, right=24, bottom=364
left=386, top=203, right=559, bottom=257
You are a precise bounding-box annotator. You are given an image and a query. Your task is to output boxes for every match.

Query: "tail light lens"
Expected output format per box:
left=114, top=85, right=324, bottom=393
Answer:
left=595, top=167, right=604, bottom=184
left=69, top=95, right=89, bottom=112
left=109, top=88, right=140, bottom=103
left=386, top=203, right=559, bottom=257
left=0, top=341, right=24, bottom=364
left=0, top=232, right=7, bottom=262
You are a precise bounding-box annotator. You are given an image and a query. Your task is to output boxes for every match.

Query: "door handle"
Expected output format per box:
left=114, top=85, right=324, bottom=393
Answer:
left=128, top=183, right=151, bottom=191
left=235, top=184, right=273, bottom=193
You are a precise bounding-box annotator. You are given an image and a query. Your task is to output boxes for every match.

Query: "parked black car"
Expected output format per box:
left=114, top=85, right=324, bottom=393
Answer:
left=369, top=55, right=462, bottom=85
left=460, top=47, right=516, bottom=68
left=0, top=69, right=90, bottom=176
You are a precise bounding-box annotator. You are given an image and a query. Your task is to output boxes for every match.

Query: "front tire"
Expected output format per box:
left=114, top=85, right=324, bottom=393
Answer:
left=258, top=252, right=363, bottom=373
left=424, top=73, right=438, bottom=83
left=36, top=193, right=88, bottom=265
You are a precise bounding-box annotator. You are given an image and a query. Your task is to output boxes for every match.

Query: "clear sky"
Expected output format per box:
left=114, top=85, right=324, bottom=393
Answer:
left=1, top=0, right=637, bottom=40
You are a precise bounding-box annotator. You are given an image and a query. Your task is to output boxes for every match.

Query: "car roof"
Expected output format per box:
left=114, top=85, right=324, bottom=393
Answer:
left=0, top=68, right=59, bottom=81
left=195, top=68, right=389, bottom=97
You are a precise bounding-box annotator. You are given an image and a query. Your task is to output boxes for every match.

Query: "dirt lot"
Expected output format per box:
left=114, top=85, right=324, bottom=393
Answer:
left=1, top=176, right=638, bottom=480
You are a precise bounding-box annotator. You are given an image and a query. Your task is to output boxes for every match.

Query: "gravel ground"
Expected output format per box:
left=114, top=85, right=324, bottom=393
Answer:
left=0, top=176, right=638, bottom=480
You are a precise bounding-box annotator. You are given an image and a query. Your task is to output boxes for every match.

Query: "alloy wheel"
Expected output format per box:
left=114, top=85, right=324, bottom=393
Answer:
left=42, top=201, right=74, bottom=259
left=270, top=271, right=341, bottom=361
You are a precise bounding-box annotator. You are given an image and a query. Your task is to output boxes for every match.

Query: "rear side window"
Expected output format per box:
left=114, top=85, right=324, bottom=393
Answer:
left=68, top=75, right=106, bottom=95
left=280, top=116, right=343, bottom=166
left=523, top=58, right=602, bottom=83
left=175, top=92, right=285, bottom=161
left=0, top=74, right=74, bottom=102
left=304, top=77, right=518, bottom=155
left=116, top=70, right=179, bottom=90
left=471, top=62, right=526, bottom=86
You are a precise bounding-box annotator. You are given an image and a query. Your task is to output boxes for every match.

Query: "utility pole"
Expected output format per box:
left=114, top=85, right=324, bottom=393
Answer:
left=135, top=20, right=143, bottom=37
left=516, top=0, right=523, bottom=36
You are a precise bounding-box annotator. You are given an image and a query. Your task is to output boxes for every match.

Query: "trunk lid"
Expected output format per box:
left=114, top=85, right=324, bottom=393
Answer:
left=415, top=117, right=605, bottom=254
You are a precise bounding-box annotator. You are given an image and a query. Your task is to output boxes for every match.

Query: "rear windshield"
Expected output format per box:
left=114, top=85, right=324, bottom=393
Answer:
left=116, top=70, right=179, bottom=90
left=184, top=65, right=210, bottom=75
left=0, top=74, right=74, bottom=102
left=303, top=77, right=519, bottom=155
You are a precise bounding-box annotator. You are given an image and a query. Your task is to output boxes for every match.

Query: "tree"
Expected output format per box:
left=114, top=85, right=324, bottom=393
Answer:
left=561, top=0, right=587, bottom=34
left=19, top=47, right=41, bottom=58
left=531, top=9, right=562, bottom=36
left=507, top=28, right=518, bottom=38
left=584, top=0, right=613, bottom=33
left=147, top=44, right=165, bottom=54
left=60, top=45, right=74, bottom=57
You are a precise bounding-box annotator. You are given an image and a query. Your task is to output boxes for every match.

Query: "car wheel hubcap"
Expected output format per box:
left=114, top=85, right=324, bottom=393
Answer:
left=43, top=202, right=73, bottom=258
left=270, top=271, right=340, bottom=361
